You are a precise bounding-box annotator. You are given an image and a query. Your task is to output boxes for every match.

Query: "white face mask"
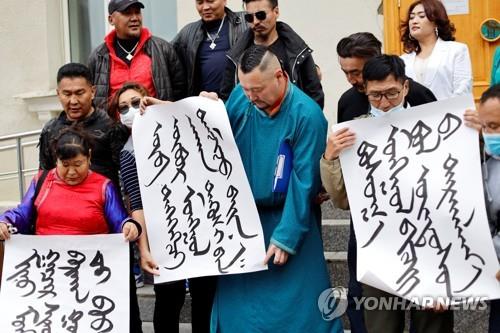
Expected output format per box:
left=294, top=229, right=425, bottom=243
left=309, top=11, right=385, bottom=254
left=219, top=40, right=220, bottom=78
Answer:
left=120, top=106, right=140, bottom=128
left=369, top=99, right=406, bottom=118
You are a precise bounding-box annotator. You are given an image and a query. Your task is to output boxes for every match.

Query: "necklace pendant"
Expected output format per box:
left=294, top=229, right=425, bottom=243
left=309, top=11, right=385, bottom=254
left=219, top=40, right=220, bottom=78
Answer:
left=126, top=53, right=133, bottom=61
left=209, top=42, right=216, bottom=50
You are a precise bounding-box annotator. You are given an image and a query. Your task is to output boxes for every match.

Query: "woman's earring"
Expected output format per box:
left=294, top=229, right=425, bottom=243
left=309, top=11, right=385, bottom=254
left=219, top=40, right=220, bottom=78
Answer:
left=435, top=27, right=439, bottom=37
left=409, top=33, right=415, bottom=41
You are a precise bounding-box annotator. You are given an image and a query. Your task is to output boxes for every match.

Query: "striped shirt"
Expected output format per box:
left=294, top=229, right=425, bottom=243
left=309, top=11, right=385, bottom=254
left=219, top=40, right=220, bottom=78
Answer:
left=119, top=149, right=143, bottom=211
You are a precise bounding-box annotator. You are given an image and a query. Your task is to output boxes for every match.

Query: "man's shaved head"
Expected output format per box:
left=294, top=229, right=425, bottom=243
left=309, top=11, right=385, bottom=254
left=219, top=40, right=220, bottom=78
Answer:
left=237, top=45, right=287, bottom=113
left=238, top=45, right=282, bottom=75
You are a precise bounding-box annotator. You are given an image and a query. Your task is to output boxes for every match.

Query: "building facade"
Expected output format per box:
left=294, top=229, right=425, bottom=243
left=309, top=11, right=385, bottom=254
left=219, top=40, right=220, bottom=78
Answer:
left=0, top=0, right=383, bottom=201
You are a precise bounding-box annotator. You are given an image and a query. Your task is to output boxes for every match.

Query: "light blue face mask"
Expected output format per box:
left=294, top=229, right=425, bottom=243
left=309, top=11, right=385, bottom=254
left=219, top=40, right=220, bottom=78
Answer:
left=483, top=132, right=500, bottom=157
left=369, top=100, right=406, bottom=118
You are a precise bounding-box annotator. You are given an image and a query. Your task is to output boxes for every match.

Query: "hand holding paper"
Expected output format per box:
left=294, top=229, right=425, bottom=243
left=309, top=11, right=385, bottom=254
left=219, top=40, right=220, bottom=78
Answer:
left=324, top=127, right=356, bottom=160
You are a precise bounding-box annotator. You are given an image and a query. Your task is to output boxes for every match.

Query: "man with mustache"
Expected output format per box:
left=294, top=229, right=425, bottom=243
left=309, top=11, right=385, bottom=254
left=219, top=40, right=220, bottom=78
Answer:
left=219, top=0, right=324, bottom=109
left=88, top=0, right=186, bottom=111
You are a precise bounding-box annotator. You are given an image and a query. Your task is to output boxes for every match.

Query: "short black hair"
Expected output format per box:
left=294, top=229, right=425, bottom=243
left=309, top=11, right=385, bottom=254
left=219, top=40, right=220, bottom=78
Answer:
left=52, top=125, right=93, bottom=161
left=336, top=32, right=382, bottom=59
left=243, top=0, right=278, bottom=8
left=239, top=45, right=277, bottom=74
left=480, top=84, right=500, bottom=105
left=363, top=55, right=407, bottom=84
left=56, top=63, right=93, bottom=85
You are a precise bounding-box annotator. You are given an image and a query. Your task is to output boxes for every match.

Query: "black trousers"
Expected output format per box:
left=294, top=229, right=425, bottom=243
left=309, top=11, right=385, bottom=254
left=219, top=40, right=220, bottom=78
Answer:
left=153, top=275, right=217, bottom=333
left=129, top=245, right=143, bottom=333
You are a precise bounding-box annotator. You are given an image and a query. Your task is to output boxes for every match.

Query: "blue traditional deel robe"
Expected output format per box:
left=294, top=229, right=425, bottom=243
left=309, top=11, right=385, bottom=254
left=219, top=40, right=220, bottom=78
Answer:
left=211, top=83, right=343, bottom=333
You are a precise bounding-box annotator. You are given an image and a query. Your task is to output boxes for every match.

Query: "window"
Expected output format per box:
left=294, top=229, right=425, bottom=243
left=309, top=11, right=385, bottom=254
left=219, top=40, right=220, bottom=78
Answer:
left=67, top=0, right=178, bottom=64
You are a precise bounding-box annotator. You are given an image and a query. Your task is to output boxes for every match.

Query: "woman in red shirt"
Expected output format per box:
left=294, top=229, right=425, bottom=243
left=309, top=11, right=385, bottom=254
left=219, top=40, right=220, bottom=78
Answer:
left=0, top=126, right=140, bottom=241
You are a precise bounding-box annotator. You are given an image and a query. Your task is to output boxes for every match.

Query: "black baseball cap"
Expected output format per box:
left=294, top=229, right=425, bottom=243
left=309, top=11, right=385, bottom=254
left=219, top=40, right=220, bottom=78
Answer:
left=108, top=0, right=145, bottom=15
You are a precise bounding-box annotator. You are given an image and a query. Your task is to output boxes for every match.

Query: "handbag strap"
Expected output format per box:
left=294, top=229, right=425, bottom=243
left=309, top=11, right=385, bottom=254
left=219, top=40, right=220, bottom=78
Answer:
left=30, top=169, right=49, bottom=233
left=34, top=170, right=49, bottom=199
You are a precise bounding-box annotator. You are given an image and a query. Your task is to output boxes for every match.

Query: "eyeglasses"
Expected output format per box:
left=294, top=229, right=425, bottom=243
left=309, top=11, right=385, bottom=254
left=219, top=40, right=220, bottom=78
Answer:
left=118, top=99, right=141, bottom=114
left=367, top=90, right=402, bottom=102
left=244, top=10, right=267, bottom=23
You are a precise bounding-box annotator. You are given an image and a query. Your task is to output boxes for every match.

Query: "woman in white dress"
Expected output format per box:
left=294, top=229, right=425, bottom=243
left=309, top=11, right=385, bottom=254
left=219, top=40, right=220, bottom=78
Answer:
left=400, top=0, right=472, bottom=100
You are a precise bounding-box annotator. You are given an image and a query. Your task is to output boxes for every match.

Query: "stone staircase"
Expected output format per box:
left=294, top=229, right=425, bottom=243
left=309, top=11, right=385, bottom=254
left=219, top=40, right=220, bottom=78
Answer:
left=137, top=201, right=490, bottom=332
left=0, top=202, right=491, bottom=332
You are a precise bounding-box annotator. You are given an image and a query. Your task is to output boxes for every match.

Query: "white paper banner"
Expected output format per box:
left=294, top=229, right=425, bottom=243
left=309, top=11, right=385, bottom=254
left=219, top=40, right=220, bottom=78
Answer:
left=336, top=95, right=500, bottom=303
left=133, top=96, right=267, bottom=283
left=0, top=234, right=129, bottom=332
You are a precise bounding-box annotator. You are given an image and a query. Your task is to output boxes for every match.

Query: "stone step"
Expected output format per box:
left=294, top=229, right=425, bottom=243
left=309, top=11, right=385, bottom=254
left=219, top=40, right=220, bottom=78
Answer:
left=4, top=201, right=490, bottom=332
left=321, top=201, right=351, bottom=220
left=137, top=250, right=349, bottom=324
left=142, top=322, right=191, bottom=333
left=142, top=323, right=354, bottom=333
left=139, top=286, right=490, bottom=333
left=325, top=251, right=349, bottom=288
left=319, top=201, right=351, bottom=254
left=321, top=218, right=350, bottom=252
left=137, top=246, right=490, bottom=333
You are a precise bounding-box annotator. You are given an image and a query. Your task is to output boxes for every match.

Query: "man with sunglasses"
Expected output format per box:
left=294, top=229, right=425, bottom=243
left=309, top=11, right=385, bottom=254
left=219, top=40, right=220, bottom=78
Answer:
left=219, top=0, right=324, bottom=109
left=88, top=0, right=187, bottom=111
left=172, top=0, right=248, bottom=97
left=320, top=55, right=454, bottom=333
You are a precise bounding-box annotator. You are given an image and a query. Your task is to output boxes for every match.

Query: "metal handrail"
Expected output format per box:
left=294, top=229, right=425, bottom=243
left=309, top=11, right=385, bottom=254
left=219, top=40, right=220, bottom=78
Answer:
left=0, top=171, right=38, bottom=183
left=0, top=140, right=38, bottom=152
left=0, top=129, right=41, bottom=141
left=0, top=129, right=42, bottom=201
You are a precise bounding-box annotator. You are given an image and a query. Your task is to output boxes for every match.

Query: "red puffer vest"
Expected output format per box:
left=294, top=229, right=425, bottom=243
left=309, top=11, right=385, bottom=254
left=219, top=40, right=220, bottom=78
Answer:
left=105, top=28, right=157, bottom=101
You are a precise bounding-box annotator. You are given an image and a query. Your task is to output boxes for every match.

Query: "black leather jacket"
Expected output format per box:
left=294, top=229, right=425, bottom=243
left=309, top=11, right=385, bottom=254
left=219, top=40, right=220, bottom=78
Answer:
left=219, top=21, right=324, bottom=109
left=172, top=8, right=248, bottom=96
left=38, top=109, right=128, bottom=186
left=88, top=32, right=187, bottom=110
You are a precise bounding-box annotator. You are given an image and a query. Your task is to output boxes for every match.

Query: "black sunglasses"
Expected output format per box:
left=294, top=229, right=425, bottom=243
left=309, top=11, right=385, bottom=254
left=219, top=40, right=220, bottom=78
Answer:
left=244, top=10, right=267, bottom=23
left=118, top=99, right=141, bottom=115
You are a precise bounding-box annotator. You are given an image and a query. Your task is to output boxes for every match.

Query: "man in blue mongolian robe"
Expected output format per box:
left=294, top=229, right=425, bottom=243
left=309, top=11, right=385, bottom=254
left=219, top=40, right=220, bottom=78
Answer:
left=210, top=45, right=343, bottom=333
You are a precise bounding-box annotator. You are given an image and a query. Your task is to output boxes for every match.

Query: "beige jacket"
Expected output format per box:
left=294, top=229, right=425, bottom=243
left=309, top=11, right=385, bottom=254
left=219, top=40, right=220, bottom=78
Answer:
left=320, top=114, right=370, bottom=210
left=320, top=157, right=349, bottom=210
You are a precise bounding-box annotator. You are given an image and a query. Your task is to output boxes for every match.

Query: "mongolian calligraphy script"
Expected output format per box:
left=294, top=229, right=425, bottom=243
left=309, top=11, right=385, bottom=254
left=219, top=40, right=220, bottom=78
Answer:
left=0, top=234, right=129, bottom=332
left=337, top=95, right=500, bottom=303
left=133, top=97, right=266, bottom=283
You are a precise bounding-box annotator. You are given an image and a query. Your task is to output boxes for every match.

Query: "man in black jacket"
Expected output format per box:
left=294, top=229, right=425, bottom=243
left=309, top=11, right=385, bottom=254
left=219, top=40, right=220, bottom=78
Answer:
left=39, top=63, right=126, bottom=187
left=88, top=0, right=186, bottom=111
left=333, top=32, right=437, bottom=333
left=38, top=62, right=142, bottom=333
left=219, top=0, right=324, bottom=109
left=173, top=1, right=247, bottom=96
left=337, top=32, right=436, bottom=123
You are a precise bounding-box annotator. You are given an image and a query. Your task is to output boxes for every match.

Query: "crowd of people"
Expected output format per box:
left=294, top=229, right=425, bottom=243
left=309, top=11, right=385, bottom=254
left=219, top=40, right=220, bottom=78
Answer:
left=0, top=0, right=499, bottom=332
